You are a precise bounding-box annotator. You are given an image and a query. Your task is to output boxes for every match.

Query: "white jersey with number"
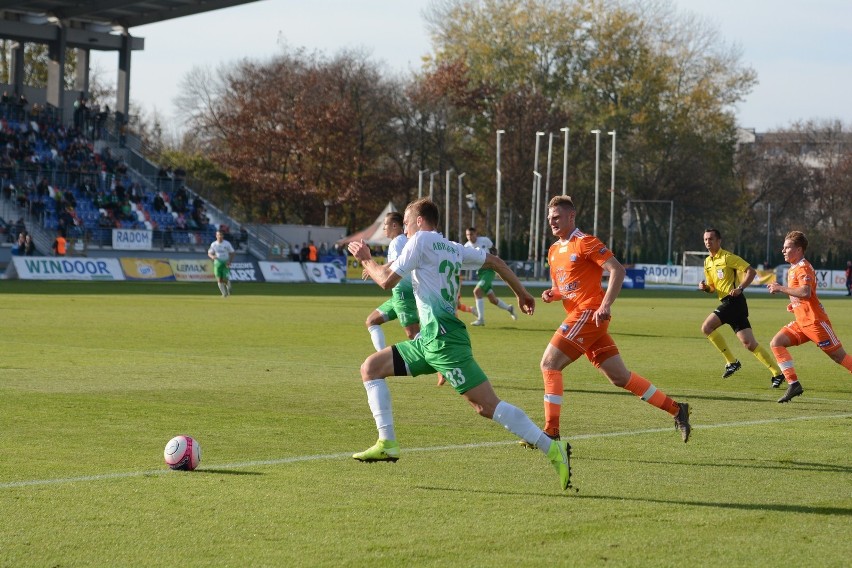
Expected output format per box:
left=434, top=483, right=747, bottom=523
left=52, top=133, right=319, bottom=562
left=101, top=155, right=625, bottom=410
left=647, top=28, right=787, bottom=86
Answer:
left=392, top=230, right=486, bottom=342
left=208, top=239, right=235, bottom=261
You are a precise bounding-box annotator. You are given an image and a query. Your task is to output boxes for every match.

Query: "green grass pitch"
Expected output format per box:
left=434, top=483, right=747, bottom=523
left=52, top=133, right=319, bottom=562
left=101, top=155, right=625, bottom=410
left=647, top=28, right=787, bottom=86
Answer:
left=0, top=281, right=849, bottom=566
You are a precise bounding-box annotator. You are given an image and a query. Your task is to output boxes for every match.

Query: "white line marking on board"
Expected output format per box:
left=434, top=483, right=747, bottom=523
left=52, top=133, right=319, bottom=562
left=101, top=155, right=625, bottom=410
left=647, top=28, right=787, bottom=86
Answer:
left=1, top=412, right=849, bottom=490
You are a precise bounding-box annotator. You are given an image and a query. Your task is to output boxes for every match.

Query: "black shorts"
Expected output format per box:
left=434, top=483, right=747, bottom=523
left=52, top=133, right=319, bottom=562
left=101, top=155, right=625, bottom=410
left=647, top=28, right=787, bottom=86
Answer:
left=713, top=294, right=751, bottom=333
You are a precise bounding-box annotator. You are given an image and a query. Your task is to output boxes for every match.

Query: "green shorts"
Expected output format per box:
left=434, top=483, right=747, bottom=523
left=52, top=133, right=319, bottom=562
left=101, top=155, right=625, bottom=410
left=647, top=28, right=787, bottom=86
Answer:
left=377, top=286, right=419, bottom=328
left=394, top=328, right=488, bottom=394
left=475, top=268, right=496, bottom=294
left=213, top=259, right=230, bottom=280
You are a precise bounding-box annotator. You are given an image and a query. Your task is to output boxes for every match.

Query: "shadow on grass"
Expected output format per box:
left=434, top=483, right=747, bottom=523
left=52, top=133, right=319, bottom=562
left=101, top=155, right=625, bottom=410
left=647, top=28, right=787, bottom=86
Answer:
left=499, top=384, right=768, bottom=403
left=584, top=455, right=852, bottom=474
left=414, top=485, right=852, bottom=516
left=572, top=494, right=852, bottom=516
left=195, top=469, right=264, bottom=476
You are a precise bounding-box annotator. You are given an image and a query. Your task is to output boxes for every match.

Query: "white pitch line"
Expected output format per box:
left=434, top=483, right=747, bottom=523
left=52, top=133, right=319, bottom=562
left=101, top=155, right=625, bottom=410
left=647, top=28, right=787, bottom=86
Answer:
left=2, top=412, right=850, bottom=490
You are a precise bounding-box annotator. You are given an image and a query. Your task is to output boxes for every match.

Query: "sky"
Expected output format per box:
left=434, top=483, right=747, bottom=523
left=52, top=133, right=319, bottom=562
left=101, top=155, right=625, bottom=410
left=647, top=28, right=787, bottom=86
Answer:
left=91, top=0, right=852, bottom=133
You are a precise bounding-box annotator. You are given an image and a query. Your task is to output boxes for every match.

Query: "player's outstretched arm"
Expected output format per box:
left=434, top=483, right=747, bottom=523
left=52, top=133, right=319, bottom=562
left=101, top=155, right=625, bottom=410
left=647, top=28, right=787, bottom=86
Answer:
left=348, top=240, right=401, bottom=290
left=483, top=253, right=535, bottom=315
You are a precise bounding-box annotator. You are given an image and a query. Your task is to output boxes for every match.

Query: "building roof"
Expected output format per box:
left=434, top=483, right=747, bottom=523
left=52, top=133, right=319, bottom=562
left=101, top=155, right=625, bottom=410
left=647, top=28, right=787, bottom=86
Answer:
left=0, top=1, right=261, bottom=30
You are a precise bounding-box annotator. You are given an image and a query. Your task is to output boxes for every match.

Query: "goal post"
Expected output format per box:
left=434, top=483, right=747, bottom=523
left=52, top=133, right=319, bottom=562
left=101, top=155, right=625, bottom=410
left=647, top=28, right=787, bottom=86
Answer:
left=682, top=251, right=707, bottom=286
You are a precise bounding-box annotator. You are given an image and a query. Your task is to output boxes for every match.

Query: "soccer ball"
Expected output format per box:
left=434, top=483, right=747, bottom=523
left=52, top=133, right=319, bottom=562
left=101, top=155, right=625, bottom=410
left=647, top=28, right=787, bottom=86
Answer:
left=164, top=435, right=202, bottom=471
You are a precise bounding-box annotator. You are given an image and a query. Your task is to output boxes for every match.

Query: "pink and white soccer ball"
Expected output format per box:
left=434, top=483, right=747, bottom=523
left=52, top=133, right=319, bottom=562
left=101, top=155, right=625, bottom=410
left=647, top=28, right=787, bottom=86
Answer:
left=164, top=435, right=201, bottom=471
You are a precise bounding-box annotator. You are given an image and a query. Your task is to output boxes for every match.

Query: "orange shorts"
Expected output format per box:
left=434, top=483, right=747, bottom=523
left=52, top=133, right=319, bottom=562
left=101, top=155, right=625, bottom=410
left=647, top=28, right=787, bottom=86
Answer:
left=779, top=320, right=844, bottom=354
left=549, top=309, right=620, bottom=366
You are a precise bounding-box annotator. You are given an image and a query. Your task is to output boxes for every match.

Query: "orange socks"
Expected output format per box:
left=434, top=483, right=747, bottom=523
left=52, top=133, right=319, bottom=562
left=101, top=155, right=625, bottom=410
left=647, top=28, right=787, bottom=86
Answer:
left=542, top=369, right=563, bottom=437
left=771, top=346, right=798, bottom=383
left=623, top=372, right=679, bottom=416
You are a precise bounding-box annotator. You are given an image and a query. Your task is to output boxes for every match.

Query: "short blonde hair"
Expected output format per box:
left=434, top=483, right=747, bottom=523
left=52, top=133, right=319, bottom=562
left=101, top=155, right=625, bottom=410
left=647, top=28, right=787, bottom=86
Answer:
left=785, top=230, right=808, bottom=252
left=548, top=195, right=575, bottom=210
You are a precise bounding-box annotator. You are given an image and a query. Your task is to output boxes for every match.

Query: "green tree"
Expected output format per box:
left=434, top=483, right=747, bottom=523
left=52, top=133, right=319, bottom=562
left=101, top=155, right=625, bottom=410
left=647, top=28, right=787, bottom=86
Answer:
left=0, top=41, right=78, bottom=90
left=734, top=120, right=852, bottom=267
left=175, top=48, right=408, bottom=229
left=424, top=0, right=756, bottom=262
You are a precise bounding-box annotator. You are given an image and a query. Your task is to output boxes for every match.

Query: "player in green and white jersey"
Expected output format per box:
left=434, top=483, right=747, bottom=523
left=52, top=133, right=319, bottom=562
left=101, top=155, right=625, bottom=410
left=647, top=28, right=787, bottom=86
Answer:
left=464, top=227, right=517, bottom=326
left=347, top=198, right=573, bottom=491
left=364, top=212, right=420, bottom=350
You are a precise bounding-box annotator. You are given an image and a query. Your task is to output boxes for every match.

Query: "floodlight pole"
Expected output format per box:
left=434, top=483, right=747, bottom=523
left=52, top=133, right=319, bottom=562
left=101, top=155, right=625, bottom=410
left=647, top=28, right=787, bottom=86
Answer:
left=496, top=129, right=504, bottom=255
left=457, top=172, right=466, bottom=241
left=591, top=129, right=601, bottom=237
left=607, top=130, right=616, bottom=251
left=445, top=169, right=453, bottom=237
left=429, top=171, right=437, bottom=201
left=533, top=172, right=542, bottom=276
left=418, top=169, right=429, bottom=199
left=540, top=132, right=554, bottom=270
left=560, top=127, right=569, bottom=195
left=529, top=131, right=545, bottom=260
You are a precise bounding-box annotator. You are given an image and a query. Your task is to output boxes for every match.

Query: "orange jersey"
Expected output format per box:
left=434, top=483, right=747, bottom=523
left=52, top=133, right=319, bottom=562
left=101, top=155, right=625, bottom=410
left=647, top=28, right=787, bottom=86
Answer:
left=786, top=258, right=830, bottom=326
left=548, top=229, right=614, bottom=315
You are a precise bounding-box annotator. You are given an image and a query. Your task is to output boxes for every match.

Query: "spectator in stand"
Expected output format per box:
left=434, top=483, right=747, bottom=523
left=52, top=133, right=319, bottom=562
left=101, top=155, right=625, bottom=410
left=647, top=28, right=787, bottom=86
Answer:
left=172, top=186, right=188, bottom=213
left=114, top=181, right=126, bottom=202
left=191, top=201, right=206, bottom=229
left=23, top=234, right=36, bottom=256
left=238, top=226, right=248, bottom=249
left=219, top=224, right=232, bottom=244
left=98, top=210, right=113, bottom=229
left=52, top=231, right=67, bottom=256
left=152, top=193, right=167, bottom=213
left=73, top=95, right=87, bottom=130
left=291, top=242, right=300, bottom=262
left=120, top=200, right=134, bottom=222
left=11, top=232, right=25, bottom=256
left=308, top=240, right=318, bottom=262
left=300, top=242, right=309, bottom=263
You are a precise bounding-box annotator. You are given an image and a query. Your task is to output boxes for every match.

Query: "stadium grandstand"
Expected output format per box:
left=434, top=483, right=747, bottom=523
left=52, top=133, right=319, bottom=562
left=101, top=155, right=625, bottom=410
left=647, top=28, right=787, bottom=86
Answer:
left=0, top=1, right=302, bottom=264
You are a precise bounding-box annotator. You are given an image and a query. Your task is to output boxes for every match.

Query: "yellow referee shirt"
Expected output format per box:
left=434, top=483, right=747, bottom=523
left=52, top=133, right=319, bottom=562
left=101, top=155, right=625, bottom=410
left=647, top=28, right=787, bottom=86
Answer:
left=703, top=248, right=750, bottom=299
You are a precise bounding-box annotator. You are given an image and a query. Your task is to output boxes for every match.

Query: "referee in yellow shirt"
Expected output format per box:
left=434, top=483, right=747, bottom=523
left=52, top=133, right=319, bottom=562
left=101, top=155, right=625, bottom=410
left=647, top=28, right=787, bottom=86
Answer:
left=698, top=228, right=784, bottom=387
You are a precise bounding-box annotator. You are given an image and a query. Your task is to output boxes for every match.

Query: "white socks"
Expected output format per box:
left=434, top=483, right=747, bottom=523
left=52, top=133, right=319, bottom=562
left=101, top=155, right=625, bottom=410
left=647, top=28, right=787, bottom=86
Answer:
left=368, top=325, right=386, bottom=351
left=492, top=401, right=552, bottom=454
left=475, top=298, right=485, bottom=320
left=364, top=379, right=395, bottom=440
left=496, top=298, right=510, bottom=310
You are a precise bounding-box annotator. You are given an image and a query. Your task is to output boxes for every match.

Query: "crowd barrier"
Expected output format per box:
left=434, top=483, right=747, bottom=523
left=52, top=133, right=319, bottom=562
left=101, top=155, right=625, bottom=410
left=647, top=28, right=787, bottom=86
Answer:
left=4, top=256, right=346, bottom=283
left=635, top=263, right=849, bottom=291
left=5, top=257, right=848, bottom=291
